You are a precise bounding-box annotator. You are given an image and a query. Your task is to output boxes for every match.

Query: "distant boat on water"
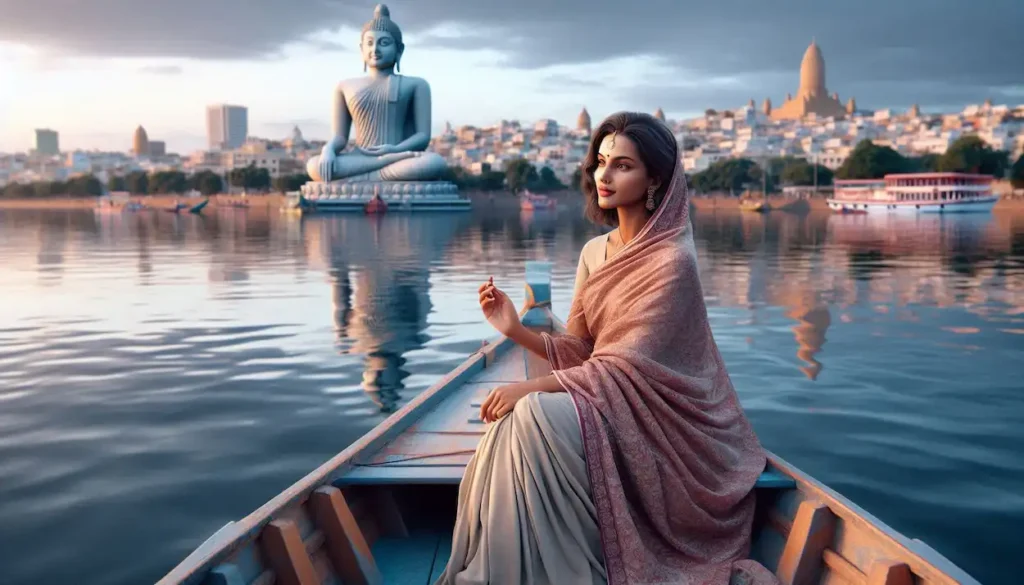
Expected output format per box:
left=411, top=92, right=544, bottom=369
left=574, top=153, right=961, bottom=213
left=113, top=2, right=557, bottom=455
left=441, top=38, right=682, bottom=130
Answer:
left=520, top=189, right=556, bottom=211
left=364, top=194, right=388, bottom=214
left=94, top=193, right=147, bottom=214
left=740, top=199, right=771, bottom=213
left=829, top=173, right=998, bottom=214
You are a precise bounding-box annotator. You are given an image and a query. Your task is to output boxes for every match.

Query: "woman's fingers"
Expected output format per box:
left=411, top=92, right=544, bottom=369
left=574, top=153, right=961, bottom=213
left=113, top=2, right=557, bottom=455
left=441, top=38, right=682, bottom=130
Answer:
left=493, top=398, right=509, bottom=420
left=480, top=392, right=494, bottom=421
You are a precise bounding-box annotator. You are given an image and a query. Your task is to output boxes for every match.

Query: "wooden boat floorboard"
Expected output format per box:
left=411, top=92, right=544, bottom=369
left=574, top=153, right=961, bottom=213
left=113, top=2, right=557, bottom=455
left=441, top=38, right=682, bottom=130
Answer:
left=342, top=343, right=543, bottom=487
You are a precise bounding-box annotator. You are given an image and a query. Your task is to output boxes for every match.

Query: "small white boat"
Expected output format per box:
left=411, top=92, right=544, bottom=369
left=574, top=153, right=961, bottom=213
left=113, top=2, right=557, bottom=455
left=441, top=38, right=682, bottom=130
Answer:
left=829, top=172, right=999, bottom=214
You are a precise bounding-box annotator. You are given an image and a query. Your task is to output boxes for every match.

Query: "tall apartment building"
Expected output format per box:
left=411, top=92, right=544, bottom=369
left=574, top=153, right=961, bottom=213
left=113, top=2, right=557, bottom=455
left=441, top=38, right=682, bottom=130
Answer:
left=35, top=129, right=59, bottom=155
left=206, top=105, right=248, bottom=150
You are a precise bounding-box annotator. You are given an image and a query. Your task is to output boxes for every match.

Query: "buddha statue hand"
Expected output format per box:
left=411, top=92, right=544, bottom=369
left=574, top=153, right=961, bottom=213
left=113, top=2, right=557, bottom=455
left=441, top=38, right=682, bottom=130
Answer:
left=356, top=144, right=397, bottom=156
left=316, top=144, right=338, bottom=182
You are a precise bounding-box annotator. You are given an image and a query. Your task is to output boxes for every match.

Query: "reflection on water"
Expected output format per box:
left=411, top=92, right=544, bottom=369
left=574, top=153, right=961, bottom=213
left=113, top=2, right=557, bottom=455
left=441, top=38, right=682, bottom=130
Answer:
left=311, top=215, right=472, bottom=412
left=0, top=204, right=1022, bottom=585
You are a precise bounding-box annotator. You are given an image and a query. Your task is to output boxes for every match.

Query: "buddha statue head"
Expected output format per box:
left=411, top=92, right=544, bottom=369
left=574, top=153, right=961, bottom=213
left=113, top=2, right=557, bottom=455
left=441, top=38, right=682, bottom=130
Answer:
left=361, top=4, right=405, bottom=72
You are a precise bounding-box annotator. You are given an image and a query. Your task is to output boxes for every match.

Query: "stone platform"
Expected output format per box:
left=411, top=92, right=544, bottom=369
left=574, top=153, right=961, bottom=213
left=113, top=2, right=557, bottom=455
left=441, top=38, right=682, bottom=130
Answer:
left=298, top=180, right=470, bottom=212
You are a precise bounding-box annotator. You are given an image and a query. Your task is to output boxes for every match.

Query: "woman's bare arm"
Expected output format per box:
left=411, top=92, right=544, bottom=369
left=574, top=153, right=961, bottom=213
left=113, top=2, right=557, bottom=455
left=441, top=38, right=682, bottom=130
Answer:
left=507, top=322, right=549, bottom=361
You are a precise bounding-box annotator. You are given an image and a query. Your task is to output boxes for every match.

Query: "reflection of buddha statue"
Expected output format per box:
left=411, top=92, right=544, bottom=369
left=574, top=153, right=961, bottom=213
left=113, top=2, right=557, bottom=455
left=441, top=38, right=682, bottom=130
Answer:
left=304, top=4, right=447, bottom=183
left=788, top=304, right=831, bottom=381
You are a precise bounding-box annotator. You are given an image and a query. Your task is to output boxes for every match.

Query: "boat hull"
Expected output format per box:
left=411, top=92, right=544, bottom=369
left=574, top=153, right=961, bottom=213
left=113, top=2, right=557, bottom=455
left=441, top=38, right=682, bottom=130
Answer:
left=827, top=195, right=998, bottom=214
left=157, top=261, right=982, bottom=585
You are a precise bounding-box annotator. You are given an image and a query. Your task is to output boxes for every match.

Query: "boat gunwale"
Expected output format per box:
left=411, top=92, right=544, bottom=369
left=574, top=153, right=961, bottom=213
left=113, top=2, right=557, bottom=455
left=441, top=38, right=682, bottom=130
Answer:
left=158, top=308, right=532, bottom=585
left=763, top=452, right=982, bottom=585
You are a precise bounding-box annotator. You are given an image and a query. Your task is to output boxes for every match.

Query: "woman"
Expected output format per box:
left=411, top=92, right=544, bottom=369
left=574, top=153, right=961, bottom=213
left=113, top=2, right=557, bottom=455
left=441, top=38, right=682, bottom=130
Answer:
left=437, top=113, right=776, bottom=585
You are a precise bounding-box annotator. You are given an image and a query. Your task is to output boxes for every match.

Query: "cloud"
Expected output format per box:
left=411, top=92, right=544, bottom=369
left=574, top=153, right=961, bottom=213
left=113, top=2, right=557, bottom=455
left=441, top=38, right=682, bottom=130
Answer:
left=1, top=0, right=1021, bottom=110
left=138, top=64, right=183, bottom=75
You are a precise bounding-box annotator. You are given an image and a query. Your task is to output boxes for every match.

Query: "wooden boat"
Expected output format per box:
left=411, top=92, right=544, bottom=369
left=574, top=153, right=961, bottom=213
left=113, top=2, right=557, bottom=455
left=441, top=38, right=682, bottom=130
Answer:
left=164, top=202, right=189, bottom=214
left=221, top=199, right=251, bottom=209
left=158, top=262, right=981, bottom=585
left=740, top=198, right=771, bottom=213
left=364, top=194, right=388, bottom=215
left=520, top=190, right=557, bottom=212
left=188, top=199, right=210, bottom=215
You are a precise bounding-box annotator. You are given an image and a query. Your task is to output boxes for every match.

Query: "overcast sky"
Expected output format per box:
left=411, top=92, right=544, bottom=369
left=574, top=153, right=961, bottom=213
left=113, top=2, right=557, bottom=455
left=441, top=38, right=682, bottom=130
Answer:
left=1, top=0, right=1021, bottom=153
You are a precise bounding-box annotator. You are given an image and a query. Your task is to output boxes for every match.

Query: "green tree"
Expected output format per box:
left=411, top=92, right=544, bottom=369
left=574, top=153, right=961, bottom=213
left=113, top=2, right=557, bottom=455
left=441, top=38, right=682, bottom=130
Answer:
left=781, top=159, right=833, bottom=186
left=149, top=170, right=188, bottom=194
left=505, top=158, right=538, bottom=193
left=690, top=158, right=762, bottom=194
left=532, top=166, right=565, bottom=193
left=271, top=173, right=309, bottom=193
left=66, top=174, right=103, bottom=196
left=478, top=169, right=506, bottom=191
left=107, top=175, right=126, bottom=192
left=835, top=140, right=909, bottom=180
left=229, top=164, right=272, bottom=192
left=34, top=181, right=65, bottom=196
left=2, top=182, right=34, bottom=197
left=125, top=171, right=149, bottom=195
left=906, top=153, right=941, bottom=173
left=937, top=135, right=1009, bottom=176
left=571, top=166, right=583, bottom=190
left=189, top=170, right=224, bottom=196
left=1010, top=154, right=1024, bottom=190
left=229, top=166, right=248, bottom=190
left=248, top=167, right=271, bottom=191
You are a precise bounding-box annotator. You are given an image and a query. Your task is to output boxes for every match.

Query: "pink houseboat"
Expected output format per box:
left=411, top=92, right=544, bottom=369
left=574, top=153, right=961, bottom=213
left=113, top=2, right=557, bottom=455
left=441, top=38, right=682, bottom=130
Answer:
left=828, top=172, right=998, bottom=214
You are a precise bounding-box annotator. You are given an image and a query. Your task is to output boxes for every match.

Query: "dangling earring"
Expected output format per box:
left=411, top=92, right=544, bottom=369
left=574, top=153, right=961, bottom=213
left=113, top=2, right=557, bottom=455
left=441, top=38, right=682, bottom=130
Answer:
left=363, top=62, right=367, bottom=72
left=646, top=186, right=657, bottom=211
left=396, top=59, right=400, bottom=73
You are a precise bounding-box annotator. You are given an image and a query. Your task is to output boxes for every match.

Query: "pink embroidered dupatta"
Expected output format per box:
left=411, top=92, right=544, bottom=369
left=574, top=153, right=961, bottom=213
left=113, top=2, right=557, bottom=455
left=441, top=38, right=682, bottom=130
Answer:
left=542, top=161, right=770, bottom=585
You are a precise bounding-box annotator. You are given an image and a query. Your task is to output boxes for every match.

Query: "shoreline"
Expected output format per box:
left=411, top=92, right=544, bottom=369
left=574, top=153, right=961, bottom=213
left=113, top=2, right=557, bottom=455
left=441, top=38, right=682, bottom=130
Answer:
left=0, top=193, right=286, bottom=210
left=3, top=192, right=1023, bottom=213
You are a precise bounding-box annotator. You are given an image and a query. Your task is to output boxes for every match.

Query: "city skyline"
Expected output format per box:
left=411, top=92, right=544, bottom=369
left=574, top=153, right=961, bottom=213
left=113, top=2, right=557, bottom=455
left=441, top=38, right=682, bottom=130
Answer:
left=3, top=0, right=1022, bottom=153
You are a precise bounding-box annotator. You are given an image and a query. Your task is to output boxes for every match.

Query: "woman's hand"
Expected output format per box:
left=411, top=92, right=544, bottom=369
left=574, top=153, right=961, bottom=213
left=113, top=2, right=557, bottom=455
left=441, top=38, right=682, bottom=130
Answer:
left=479, top=277, right=520, bottom=336
left=480, top=383, right=533, bottom=423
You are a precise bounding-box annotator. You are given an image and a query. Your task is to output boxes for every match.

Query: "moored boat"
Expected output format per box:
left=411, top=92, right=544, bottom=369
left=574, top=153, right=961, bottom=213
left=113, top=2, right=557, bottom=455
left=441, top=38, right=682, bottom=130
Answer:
left=740, top=198, right=772, bottom=213
left=364, top=194, right=388, bottom=214
left=829, top=173, right=998, bottom=214
left=94, top=193, right=147, bottom=214
left=520, top=189, right=557, bottom=212
left=188, top=199, right=210, bottom=214
left=158, top=261, right=982, bottom=585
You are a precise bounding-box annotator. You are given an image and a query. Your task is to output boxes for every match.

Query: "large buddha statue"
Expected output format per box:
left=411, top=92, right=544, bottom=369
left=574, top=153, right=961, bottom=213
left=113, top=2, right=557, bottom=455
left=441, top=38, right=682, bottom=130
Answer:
left=305, top=4, right=447, bottom=183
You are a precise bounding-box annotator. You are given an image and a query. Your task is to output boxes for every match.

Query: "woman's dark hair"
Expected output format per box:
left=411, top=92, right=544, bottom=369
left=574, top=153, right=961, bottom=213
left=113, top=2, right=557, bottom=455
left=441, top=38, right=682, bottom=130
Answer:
left=580, top=111, right=678, bottom=227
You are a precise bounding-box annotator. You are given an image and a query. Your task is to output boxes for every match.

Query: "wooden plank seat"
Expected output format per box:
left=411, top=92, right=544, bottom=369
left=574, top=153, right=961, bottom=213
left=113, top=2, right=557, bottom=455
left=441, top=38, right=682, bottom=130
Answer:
left=340, top=462, right=795, bottom=489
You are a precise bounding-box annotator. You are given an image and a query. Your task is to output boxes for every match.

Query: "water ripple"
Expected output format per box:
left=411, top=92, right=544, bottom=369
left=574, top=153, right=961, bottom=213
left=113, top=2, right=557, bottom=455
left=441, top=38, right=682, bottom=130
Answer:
left=0, top=207, right=1021, bottom=584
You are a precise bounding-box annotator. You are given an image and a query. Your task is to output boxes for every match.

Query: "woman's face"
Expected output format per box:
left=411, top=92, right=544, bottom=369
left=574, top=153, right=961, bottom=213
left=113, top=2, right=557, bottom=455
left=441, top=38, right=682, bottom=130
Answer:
left=593, top=133, right=656, bottom=211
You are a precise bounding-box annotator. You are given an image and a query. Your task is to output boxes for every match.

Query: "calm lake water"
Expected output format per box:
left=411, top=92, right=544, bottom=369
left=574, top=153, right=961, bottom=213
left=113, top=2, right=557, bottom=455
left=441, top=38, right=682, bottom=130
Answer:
left=1, top=202, right=1021, bottom=585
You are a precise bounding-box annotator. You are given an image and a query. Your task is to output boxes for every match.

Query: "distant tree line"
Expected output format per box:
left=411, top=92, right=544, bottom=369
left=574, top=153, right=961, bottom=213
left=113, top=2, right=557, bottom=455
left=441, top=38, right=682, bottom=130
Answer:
left=2, top=164, right=314, bottom=198
left=835, top=135, right=1012, bottom=180
left=687, top=135, right=1024, bottom=195
left=441, top=157, right=567, bottom=193
left=690, top=157, right=834, bottom=195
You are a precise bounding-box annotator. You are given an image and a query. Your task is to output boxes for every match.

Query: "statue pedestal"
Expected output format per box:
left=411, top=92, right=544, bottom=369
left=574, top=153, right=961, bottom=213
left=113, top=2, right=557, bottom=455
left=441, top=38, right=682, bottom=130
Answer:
left=298, top=180, right=470, bottom=212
